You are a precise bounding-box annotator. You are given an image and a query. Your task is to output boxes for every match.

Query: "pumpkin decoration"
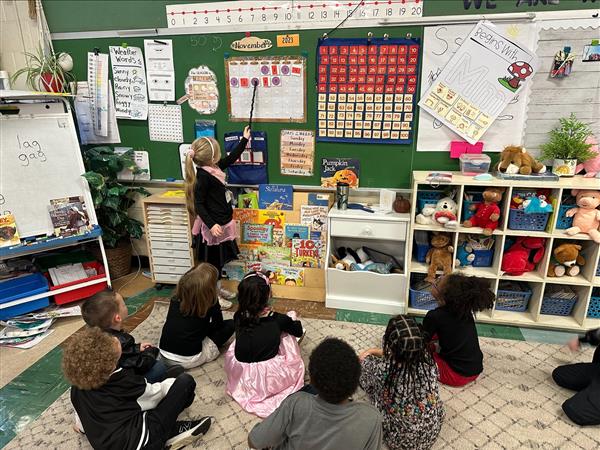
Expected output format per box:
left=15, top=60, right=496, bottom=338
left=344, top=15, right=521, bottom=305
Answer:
left=393, top=195, right=411, bottom=213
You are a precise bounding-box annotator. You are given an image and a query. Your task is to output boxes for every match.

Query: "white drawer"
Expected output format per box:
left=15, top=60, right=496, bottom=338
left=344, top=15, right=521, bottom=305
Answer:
left=153, top=272, right=183, bottom=284
left=148, top=231, right=189, bottom=242
left=330, top=217, right=407, bottom=240
left=150, top=240, right=190, bottom=251
left=147, top=224, right=189, bottom=233
left=326, top=267, right=406, bottom=303
left=153, top=256, right=192, bottom=267
left=152, top=248, right=191, bottom=259
left=153, top=264, right=189, bottom=275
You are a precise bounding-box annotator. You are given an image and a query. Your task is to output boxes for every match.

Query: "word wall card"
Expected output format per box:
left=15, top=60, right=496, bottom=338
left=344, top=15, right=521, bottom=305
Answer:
left=316, top=37, right=420, bottom=144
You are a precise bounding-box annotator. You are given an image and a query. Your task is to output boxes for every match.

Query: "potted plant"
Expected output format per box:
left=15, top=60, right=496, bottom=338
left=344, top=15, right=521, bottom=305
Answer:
left=10, top=46, right=75, bottom=93
left=82, top=147, right=149, bottom=279
left=540, top=113, right=595, bottom=177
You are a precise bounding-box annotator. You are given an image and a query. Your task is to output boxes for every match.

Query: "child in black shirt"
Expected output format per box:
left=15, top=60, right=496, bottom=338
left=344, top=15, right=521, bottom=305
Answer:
left=422, top=274, right=495, bottom=387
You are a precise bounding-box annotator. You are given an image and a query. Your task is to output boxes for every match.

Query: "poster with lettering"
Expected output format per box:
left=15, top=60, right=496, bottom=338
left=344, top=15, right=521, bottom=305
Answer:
left=418, top=21, right=537, bottom=145
left=109, top=46, right=148, bottom=120
left=280, top=130, right=315, bottom=176
left=291, top=238, right=323, bottom=268
left=320, top=158, right=360, bottom=188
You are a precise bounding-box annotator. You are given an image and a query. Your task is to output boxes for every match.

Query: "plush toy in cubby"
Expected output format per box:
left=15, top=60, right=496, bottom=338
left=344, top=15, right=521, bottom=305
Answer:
left=508, top=189, right=554, bottom=232
left=547, top=243, right=586, bottom=278
left=563, top=189, right=600, bottom=243
left=455, top=235, right=495, bottom=268
left=501, top=236, right=547, bottom=276
left=462, top=187, right=506, bottom=235
left=415, top=188, right=459, bottom=229
left=425, top=232, right=453, bottom=282
left=330, top=246, right=400, bottom=274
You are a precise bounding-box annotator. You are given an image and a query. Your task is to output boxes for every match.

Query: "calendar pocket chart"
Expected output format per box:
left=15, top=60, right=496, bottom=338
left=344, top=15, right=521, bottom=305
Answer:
left=316, top=37, right=421, bottom=144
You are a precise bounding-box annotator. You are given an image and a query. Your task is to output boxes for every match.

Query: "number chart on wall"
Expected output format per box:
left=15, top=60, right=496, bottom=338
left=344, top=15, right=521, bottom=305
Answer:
left=226, top=56, right=306, bottom=123
left=316, top=37, right=420, bottom=144
left=166, top=1, right=424, bottom=30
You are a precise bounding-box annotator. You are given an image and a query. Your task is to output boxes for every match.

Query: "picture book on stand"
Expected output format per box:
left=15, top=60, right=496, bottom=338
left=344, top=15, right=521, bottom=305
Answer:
left=0, top=213, right=20, bottom=248
left=259, top=184, right=293, bottom=210
left=48, top=197, right=92, bottom=237
left=291, top=238, right=324, bottom=268
left=321, top=158, right=360, bottom=188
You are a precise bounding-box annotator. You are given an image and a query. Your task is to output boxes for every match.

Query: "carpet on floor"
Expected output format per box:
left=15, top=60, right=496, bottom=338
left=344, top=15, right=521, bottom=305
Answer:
left=6, top=302, right=598, bottom=450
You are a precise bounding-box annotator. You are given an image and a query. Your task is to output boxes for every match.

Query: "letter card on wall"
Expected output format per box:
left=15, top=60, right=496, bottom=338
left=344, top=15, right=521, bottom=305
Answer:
left=316, top=37, right=421, bottom=144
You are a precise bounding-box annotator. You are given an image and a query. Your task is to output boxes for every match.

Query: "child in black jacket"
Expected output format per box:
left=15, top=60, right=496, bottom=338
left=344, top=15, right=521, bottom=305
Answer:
left=64, top=326, right=212, bottom=449
left=82, top=290, right=183, bottom=382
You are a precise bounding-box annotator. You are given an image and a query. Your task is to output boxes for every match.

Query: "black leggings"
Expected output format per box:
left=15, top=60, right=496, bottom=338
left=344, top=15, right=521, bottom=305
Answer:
left=552, top=346, right=600, bottom=426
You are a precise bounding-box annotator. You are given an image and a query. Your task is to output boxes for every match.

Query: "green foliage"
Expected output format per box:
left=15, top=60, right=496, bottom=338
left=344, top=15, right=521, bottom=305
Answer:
left=82, top=147, right=149, bottom=248
left=540, top=113, right=594, bottom=162
left=10, top=46, right=76, bottom=93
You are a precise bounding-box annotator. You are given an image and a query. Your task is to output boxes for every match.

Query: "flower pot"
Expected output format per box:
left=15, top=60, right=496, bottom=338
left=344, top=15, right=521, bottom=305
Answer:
left=552, top=159, right=577, bottom=177
left=104, top=240, right=132, bottom=280
left=40, top=72, right=63, bottom=93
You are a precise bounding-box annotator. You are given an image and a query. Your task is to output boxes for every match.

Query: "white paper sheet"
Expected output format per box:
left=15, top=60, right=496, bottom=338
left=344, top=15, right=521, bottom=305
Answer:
left=144, top=39, right=175, bottom=102
left=73, top=81, right=121, bottom=144
left=87, top=52, right=110, bottom=136
left=179, top=143, right=192, bottom=180
left=109, top=46, right=149, bottom=120
left=148, top=104, right=184, bottom=142
left=115, top=147, right=151, bottom=180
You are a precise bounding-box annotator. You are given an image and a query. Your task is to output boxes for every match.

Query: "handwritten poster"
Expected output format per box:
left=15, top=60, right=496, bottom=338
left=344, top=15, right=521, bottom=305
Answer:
left=109, top=46, right=148, bottom=120
left=418, top=21, right=537, bottom=145
left=280, top=129, right=314, bottom=176
left=417, top=22, right=537, bottom=152
left=144, top=39, right=175, bottom=101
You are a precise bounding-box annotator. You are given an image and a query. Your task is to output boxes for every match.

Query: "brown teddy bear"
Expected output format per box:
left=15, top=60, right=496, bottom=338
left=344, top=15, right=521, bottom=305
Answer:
left=497, top=145, right=547, bottom=175
left=425, top=232, right=454, bottom=283
left=463, top=187, right=505, bottom=235
left=547, top=243, right=586, bottom=277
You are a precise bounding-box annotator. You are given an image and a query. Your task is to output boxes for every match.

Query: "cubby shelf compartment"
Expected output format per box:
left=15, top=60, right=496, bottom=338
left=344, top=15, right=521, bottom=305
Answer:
left=407, top=171, right=600, bottom=332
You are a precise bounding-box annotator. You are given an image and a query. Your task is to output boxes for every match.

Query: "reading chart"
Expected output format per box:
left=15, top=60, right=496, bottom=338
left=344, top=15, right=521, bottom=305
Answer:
left=316, top=37, right=420, bottom=144
left=166, top=1, right=424, bottom=30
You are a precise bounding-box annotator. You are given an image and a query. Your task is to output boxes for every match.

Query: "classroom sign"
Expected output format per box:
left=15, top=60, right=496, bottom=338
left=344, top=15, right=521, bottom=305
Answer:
left=419, top=21, right=537, bottom=145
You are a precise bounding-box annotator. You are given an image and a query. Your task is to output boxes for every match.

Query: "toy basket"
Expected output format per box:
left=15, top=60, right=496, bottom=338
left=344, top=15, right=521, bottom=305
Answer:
left=462, top=192, right=483, bottom=221
left=417, top=190, right=443, bottom=212
left=508, top=208, right=550, bottom=231
left=555, top=204, right=576, bottom=230
left=587, top=288, right=600, bottom=318
left=540, top=286, right=578, bottom=316
left=409, top=274, right=438, bottom=310
left=472, top=248, right=494, bottom=267
left=413, top=231, right=430, bottom=263
left=496, top=281, right=532, bottom=312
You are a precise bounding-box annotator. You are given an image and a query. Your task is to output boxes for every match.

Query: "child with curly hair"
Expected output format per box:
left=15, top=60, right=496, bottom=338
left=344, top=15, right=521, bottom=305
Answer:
left=159, top=263, right=235, bottom=369
left=423, top=274, right=495, bottom=387
left=224, top=271, right=305, bottom=418
left=248, top=337, right=382, bottom=450
left=63, top=326, right=212, bottom=449
left=359, top=315, right=444, bottom=450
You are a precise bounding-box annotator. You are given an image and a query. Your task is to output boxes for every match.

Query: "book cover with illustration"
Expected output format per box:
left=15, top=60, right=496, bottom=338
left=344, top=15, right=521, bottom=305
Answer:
left=259, top=184, right=293, bottom=210
left=258, top=209, right=286, bottom=229
left=291, top=238, right=323, bottom=268
left=308, top=193, right=331, bottom=206
left=321, top=158, right=360, bottom=188
left=221, top=261, right=246, bottom=281
left=272, top=227, right=285, bottom=247
left=284, top=224, right=310, bottom=246
left=256, top=246, right=291, bottom=265
left=242, top=223, right=273, bottom=245
left=233, top=208, right=260, bottom=239
left=0, top=213, right=20, bottom=248
left=300, top=205, right=328, bottom=232
left=237, top=192, right=259, bottom=209
left=261, top=263, right=305, bottom=287
left=238, top=243, right=261, bottom=261
left=48, top=196, right=92, bottom=237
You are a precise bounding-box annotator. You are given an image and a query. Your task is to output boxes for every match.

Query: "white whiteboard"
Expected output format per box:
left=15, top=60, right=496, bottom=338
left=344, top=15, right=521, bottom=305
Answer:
left=0, top=111, right=96, bottom=238
left=417, top=22, right=538, bottom=152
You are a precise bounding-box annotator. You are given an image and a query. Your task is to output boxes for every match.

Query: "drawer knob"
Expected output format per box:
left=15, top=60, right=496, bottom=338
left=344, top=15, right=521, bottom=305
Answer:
left=361, top=226, right=373, bottom=236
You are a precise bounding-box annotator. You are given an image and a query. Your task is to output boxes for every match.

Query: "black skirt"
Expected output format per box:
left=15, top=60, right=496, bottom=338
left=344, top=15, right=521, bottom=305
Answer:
left=194, top=237, right=239, bottom=273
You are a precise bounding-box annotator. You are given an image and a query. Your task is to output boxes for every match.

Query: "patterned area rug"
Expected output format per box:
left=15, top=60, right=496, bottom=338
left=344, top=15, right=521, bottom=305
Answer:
left=6, top=302, right=598, bottom=450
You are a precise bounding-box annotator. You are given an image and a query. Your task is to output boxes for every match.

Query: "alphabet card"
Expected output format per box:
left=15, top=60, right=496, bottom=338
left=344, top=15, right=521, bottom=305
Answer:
left=418, top=21, right=537, bottom=144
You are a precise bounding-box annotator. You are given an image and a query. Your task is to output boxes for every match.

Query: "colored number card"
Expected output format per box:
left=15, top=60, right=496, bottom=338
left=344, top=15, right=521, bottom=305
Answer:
left=418, top=21, right=537, bottom=145
left=316, top=37, right=421, bottom=144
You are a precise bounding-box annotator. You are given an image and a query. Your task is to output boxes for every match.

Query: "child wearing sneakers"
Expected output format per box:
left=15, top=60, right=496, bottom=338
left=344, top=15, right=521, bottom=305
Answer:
left=63, top=326, right=212, bottom=450
left=224, top=271, right=305, bottom=418
left=82, top=290, right=182, bottom=382
left=422, top=274, right=495, bottom=387
left=159, top=263, right=235, bottom=369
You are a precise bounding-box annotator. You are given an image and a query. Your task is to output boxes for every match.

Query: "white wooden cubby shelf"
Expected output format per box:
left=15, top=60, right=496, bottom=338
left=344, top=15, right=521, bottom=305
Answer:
left=406, top=171, right=600, bottom=332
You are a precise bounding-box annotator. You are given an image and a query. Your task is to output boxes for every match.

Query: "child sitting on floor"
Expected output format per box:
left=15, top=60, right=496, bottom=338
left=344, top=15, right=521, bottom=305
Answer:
left=82, top=289, right=183, bottom=382
left=224, top=271, right=305, bottom=418
left=248, top=337, right=382, bottom=449
left=159, top=263, right=235, bottom=369
left=359, top=315, right=444, bottom=450
left=422, top=274, right=495, bottom=387
left=63, top=326, right=212, bottom=449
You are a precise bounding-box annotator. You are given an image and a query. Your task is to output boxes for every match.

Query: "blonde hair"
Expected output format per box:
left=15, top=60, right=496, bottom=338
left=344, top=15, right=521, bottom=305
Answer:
left=184, top=137, right=222, bottom=217
left=176, top=262, right=219, bottom=318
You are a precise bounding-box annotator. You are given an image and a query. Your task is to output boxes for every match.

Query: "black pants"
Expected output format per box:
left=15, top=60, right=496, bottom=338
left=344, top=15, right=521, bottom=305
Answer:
left=209, top=319, right=235, bottom=347
left=143, top=373, right=196, bottom=449
left=552, top=346, right=600, bottom=426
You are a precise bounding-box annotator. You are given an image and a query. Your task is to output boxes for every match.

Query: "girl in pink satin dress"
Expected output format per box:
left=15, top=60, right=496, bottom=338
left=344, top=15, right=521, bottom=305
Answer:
left=224, top=271, right=305, bottom=418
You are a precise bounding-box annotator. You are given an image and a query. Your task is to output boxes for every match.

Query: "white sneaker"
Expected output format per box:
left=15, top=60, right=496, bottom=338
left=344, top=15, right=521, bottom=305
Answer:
left=219, top=296, right=233, bottom=310
left=297, top=328, right=307, bottom=344
left=219, top=287, right=236, bottom=300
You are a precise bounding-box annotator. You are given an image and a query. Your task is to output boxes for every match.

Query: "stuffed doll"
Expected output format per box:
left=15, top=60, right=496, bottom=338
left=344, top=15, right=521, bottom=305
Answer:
left=565, top=189, right=600, bottom=243
left=416, top=197, right=458, bottom=229
left=547, top=243, right=586, bottom=277
left=425, top=233, right=454, bottom=283
left=501, top=236, right=546, bottom=276
left=496, top=145, right=547, bottom=175
left=463, top=187, right=505, bottom=235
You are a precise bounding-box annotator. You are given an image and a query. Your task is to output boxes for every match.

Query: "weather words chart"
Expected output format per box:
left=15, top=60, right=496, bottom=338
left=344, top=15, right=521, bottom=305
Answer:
left=166, top=1, right=424, bottom=31
left=316, top=37, right=420, bottom=144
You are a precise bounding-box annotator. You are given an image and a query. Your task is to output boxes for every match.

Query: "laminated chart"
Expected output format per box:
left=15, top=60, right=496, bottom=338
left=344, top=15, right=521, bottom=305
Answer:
left=316, top=37, right=420, bottom=144
left=226, top=56, right=306, bottom=122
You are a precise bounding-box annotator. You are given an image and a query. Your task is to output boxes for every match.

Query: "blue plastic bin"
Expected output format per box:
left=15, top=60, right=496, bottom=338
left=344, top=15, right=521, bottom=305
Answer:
left=588, top=288, right=600, bottom=318
left=555, top=204, right=576, bottom=230
left=462, top=192, right=483, bottom=221
left=541, top=288, right=578, bottom=316
left=417, top=190, right=443, bottom=212
left=409, top=274, right=438, bottom=310
left=508, top=208, right=550, bottom=231
left=496, top=282, right=532, bottom=312
left=472, top=248, right=494, bottom=267
left=596, top=260, right=600, bottom=278
left=0, top=273, right=50, bottom=320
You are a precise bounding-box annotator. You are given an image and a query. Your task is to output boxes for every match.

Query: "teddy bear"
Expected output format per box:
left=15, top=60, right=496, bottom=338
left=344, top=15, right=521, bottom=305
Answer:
left=547, top=243, right=586, bottom=277
left=416, top=197, right=458, bottom=229
left=425, top=232, right=454, bottom=283
left=565, top=189, right=600, bottom=243
left=501, top=236, right=546, bottom=276
left=462, top=187, right=505, bottom=235
left=496, top=145, right=547, bottom=175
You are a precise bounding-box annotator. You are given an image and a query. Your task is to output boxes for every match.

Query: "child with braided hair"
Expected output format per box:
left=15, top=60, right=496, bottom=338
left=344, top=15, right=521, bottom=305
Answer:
left=359, top=315, right=444, bottom=450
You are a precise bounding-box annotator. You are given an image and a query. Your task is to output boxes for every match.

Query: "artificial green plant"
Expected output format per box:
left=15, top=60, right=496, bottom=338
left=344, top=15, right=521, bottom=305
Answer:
left=540, top=113, right=595, bottom=162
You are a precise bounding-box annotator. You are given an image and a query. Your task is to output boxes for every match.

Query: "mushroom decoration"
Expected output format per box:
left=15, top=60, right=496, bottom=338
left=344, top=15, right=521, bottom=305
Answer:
left=499, top=61, right=533, bottom=92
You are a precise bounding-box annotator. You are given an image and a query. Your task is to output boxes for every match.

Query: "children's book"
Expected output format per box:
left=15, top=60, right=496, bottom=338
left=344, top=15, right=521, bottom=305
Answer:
left=300, top=205, right=328, bottom=232
left=257, top=246, right=292, bottom=265
left=259, top=184, right=293, bottom=210
left=48, top=197, right=92, bottom=237
left=291, top=238, right=324, bottom=268
left=321, top=158, right=360, bottom=188
left=258, top=210, right=286, bottom=229
left=310, top=230, right=322, bottom=241
left=233, top=208, right=260, bottom=239
left=222, top=261, right=246, bottom=281
left=308, top=193, right=331, bottom=206
left=238, top=243, right=261, bottom=261
left=237, top=192, right=259, bottom=209
left=261, top=263, right=305, bottom=287
left=242, top=223, right=273, bottom=245
left=272, top=227, right=285, bottom=247
left=284, top=224, right=310, bottom=247
left=0, top=214, right=20, bottom=248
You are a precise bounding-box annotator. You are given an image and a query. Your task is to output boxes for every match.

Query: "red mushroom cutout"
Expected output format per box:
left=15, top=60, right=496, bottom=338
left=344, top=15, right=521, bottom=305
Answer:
left=499, top=61, right=533, bottom=93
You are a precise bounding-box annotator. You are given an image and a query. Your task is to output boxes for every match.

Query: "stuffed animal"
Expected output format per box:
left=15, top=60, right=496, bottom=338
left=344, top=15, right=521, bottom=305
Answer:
left=565, top=189, right=600, bottom=243
left=425, top=233, right=454, bottom=283
left=463, top=187, right=505, bottom=235
left=575, top=135, right=600, bottom=178
left=455, top=240, right=475, bottom=267
left=496, top=145, right=547, bottom=175
left=501, top=236, right=546, bottom=276
left=416, top=197, right=458, bottom=229
left=332, top=247, right=375, bottom=271
left=547, top=243, right=586, bottom=277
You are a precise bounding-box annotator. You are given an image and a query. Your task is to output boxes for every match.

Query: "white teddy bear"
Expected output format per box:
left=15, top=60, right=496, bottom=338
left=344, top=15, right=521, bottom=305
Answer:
left=416, top=197, right=458, bottom=229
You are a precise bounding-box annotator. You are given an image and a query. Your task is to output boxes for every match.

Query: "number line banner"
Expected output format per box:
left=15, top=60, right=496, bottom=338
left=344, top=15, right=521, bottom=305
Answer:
left=166, top=1, right=424, bottom=30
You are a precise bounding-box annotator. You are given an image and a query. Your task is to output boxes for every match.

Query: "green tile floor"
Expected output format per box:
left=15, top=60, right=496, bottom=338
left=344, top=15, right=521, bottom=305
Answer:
left=0, top=287, right=579, bottom=448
